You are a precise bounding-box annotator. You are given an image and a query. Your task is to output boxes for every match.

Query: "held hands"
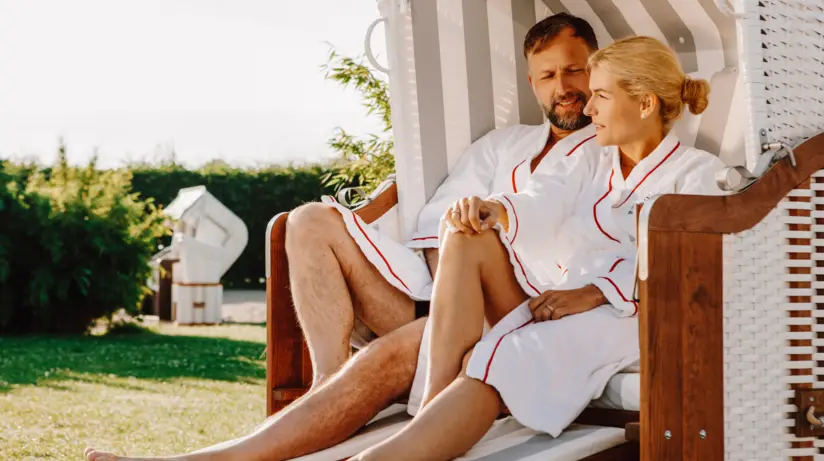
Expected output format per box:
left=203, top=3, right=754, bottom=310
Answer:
left=529, top=285, right=607, bottom=322
left=443, top=196, right=508, bottom=234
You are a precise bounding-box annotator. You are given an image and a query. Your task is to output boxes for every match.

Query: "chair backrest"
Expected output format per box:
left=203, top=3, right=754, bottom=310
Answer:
left=379, top=0, right=768, bottom=241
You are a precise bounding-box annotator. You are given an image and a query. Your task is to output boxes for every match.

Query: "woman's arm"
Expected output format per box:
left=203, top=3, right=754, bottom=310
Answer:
left=443, top=153, right=595, bottom=252
left=528, top=285, right=608, bottom=322
left=586, top=252, right=639, bottom=317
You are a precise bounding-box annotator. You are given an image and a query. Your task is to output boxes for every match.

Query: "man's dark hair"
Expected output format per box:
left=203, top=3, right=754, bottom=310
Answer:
left=523, top=12, right=598, bottom=57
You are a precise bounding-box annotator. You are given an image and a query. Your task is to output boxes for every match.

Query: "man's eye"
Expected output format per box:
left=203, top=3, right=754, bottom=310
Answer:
left=598, top=94, right=608, bottom=99
left=543, top=74, right=555, bottom=80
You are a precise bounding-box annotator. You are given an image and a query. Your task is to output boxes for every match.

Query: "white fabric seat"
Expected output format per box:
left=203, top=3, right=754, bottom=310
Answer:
left=290, top=404, right=629, bottom=461
left=590, top=372, right=641, bottom=412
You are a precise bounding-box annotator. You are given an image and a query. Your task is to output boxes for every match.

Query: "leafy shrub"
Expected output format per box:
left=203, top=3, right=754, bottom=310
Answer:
left=321, top=49, right=395, bottom=197
left=0, top=148, right=168, bottom=334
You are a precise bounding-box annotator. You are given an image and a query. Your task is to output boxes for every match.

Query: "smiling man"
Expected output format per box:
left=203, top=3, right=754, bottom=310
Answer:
left=284, top=12, right=603, bottom=392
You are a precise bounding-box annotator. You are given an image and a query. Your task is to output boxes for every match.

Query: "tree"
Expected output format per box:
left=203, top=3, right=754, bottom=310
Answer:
left=321, top=48, right=395, bottom=199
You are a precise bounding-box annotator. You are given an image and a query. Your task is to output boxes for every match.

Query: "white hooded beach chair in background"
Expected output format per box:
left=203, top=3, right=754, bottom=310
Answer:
left=265, top=0, right=824, bottom=460
left=159, top=186, right=248, bottom=325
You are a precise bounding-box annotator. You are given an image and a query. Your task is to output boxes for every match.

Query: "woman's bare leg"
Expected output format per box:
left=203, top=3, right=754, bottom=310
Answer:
left=419, top=230, right=527, bottom=408
left=352, top=359, right=502, bottom=461
left=84, top=319, right=426, bottom=461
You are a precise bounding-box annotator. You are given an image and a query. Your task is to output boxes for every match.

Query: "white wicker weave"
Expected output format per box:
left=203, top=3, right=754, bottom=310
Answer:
left=724, top=1, right=824, bottom=459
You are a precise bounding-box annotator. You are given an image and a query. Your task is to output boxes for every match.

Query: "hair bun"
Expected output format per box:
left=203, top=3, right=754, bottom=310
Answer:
left=681, top=77, right=710, bottom=115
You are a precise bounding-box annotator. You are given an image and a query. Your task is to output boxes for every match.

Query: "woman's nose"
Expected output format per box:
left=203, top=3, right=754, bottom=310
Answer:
left=583, top=98, right=594, bottom=116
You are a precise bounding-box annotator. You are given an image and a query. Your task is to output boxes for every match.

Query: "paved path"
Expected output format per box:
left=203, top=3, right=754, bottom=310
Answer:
left=221, top=290, right=267, bottom=323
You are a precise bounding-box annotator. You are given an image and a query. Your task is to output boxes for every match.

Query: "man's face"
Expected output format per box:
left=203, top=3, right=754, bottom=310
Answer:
left=527, top=28, right=593, bottom=131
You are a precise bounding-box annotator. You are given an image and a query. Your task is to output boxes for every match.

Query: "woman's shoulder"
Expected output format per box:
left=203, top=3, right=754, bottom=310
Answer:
left=678, top=145, right=727, bottom=167
left=673, top=145, right=728, bottom=195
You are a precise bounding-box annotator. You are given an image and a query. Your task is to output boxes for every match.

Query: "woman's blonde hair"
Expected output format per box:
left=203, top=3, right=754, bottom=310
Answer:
left=588, top=36, right=710, bottom=129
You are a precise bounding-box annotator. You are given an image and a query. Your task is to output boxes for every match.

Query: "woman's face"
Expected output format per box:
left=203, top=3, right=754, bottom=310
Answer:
left=583, top=65, right=648, bottom=146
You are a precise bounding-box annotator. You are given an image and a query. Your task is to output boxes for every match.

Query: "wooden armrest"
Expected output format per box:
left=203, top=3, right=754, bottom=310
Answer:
left=264, top=182, right=399, bottom=416
left=354, top=183, right=399, bottom=224
left=646, top=132, right=824, bottom=234
left=637, top=133, right=824, bottom=461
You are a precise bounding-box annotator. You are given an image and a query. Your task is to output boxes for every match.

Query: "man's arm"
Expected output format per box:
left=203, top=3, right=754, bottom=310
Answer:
left=407, top=134, right=500, bottom=249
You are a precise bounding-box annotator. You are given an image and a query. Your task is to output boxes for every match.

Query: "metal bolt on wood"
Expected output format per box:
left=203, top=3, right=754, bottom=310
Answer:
left=699, top=430, right=707, bottom=439
left=664, top=430, right=672, bottom=440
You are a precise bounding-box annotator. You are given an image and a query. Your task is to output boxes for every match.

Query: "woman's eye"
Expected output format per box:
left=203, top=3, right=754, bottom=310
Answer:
left=598, top=94, right=607, bottom=99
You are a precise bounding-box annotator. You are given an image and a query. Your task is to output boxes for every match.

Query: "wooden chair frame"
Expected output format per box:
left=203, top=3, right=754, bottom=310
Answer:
left=264, top=132, right=824, bottom=461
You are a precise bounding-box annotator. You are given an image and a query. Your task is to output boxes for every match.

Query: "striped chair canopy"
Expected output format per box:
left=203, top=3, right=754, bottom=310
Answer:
left=376, top=0, right=772, bottom=240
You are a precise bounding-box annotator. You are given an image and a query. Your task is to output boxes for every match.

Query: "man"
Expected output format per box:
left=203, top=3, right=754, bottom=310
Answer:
left=286, top=11, right=600, bottom=389
left=84, top=13, right=602, bottom=461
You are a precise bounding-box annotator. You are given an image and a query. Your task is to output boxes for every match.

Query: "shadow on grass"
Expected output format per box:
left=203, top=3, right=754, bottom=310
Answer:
left=0, top=327, right=266, bottom=392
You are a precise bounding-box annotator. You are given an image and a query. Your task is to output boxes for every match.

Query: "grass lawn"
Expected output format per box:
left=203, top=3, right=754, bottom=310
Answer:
left=0, top=323, right=268, bottom=460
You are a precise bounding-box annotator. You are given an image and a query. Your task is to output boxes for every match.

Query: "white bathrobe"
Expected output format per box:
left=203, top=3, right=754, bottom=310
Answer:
left=407, top=133, right=727, bottom=437
left=321, top=122, right=599, bottom=302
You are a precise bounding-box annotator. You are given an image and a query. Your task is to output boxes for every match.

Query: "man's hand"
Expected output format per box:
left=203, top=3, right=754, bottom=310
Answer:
left=529, top=285, right=607, bottom=322
left=443, top=196, right=508, bottom=234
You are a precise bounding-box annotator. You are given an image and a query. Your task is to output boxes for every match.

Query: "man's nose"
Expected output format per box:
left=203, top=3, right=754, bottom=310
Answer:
left=555, top=75, right=572, bottom=96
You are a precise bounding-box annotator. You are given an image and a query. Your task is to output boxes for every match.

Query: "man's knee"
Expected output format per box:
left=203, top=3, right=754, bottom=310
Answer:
left=286, top=202, right=346, bottom=245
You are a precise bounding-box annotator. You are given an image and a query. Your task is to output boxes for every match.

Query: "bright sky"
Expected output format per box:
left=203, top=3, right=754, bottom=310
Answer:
left=0, top=0, right=387, bottom=169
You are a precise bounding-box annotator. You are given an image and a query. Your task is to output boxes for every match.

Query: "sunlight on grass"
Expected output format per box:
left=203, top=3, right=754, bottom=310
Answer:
left=0, top=323, right=268, bottom=460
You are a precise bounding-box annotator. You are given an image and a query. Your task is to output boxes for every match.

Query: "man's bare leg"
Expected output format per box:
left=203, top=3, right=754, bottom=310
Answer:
left=84, top=318, right=426, bottom=461
left=286, top=203, right=416, bottom=386
left=352, top=355, right=502, bottom=461
left=419, top=230, right=527, bottom=408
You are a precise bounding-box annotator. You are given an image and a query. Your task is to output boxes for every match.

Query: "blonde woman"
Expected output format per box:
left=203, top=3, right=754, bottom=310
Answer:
left=350, top=36, right=726, bottom=461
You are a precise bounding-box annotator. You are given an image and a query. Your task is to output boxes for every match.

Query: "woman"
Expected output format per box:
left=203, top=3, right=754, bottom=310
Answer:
left=349, top=35, right=726, bottom=460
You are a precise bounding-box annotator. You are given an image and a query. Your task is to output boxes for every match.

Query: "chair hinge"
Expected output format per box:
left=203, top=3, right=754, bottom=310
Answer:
left=794, top=389, right=824, bottom=437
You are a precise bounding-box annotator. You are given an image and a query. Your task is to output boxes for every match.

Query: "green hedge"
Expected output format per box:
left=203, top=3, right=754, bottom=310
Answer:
left=129, top=162, right=335, bottom=289
left=0, top=158, right=168, bottom=334
left=0, top=157, right=337, bottom=334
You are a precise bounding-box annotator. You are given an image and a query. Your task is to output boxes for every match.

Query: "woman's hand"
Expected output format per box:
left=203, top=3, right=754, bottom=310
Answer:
left=529, top=285, right=607, bottom=322
left=443, top=196, right=508, bottom=234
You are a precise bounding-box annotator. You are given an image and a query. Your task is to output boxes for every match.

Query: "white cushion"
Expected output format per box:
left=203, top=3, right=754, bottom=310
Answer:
left=291, top=404, right=629, bottom=460
left=590, top=372, right=640, bottom=411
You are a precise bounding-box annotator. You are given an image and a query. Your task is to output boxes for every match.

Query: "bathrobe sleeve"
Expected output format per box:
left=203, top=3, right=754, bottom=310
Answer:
left=407, top=133, right=500, bottom=249
left=587, top=251, right=640, bottom=317
left=487, top=153, right=595, bottom=255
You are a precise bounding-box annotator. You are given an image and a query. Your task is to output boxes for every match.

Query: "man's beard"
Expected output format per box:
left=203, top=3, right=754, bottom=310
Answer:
left=543, top=92, right=592, bottom=131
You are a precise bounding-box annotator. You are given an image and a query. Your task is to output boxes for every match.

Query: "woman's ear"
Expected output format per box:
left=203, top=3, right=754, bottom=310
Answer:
left=639, top=93, right=658, bottom=120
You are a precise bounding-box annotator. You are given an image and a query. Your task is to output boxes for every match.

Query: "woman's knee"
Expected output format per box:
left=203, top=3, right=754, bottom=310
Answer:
left=439, top=230, right=495, bottom=265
